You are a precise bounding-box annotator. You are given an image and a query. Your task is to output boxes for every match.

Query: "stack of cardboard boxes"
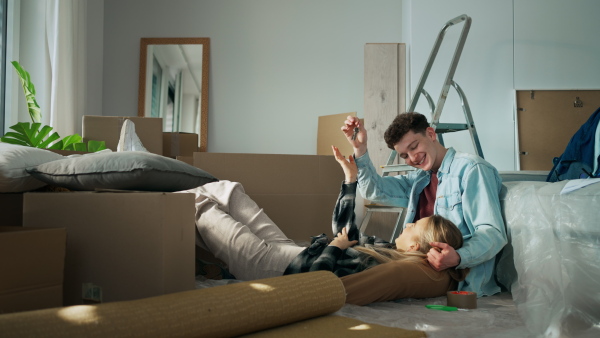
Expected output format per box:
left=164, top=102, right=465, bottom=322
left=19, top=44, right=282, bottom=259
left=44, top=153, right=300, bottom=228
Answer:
left=1, top=113, right=352, bottom=312
left=1, top=116, right=200, bottom=312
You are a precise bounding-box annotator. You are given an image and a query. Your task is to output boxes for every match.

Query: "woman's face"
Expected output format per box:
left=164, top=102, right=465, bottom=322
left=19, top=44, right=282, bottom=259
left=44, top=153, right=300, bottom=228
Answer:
left=395, top=217, right=429, bottom=251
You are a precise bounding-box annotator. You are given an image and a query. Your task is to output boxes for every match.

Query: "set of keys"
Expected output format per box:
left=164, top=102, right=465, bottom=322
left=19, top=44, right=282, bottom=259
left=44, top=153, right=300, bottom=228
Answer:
left=351, top=127, right=359, bottom=141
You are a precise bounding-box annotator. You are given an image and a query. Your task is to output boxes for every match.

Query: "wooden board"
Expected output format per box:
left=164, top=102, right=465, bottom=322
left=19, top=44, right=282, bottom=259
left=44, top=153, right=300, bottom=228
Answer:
left=516, top=90, right=600, bottom=170
left=364, top=43, right=407, bottom=239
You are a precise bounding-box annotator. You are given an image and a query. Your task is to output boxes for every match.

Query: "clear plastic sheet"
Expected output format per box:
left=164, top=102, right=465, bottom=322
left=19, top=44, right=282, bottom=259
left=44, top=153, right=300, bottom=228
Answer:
left=497, top=180, right=600, bottom=337
left=334, top=293, right=528, bottom=337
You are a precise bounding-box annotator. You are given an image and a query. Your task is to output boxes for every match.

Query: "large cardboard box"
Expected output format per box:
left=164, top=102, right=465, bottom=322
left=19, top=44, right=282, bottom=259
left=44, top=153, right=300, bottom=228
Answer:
left=193, top=153, right=344, bottom=242
left=0, top=194, right=24, bottom=226
left=163, top=132, right=199, bottom=158
left=82, top=116, right=163, bottom=155
left=22, top=191, right=196, bottom=306
left=0, top=226, right=66, bottom=313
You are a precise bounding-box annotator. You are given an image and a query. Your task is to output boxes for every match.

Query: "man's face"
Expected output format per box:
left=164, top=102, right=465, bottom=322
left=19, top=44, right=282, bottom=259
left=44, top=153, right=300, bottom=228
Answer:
left=393, top=127, right=439, bottom=171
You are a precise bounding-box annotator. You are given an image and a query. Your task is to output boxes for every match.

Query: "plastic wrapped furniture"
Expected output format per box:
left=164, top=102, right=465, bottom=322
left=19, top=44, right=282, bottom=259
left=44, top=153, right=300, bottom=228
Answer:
left=497, top=180, right=600, bottom=337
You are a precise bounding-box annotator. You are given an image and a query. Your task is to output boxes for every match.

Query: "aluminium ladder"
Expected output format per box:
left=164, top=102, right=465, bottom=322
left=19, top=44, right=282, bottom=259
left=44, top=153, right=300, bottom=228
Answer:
left=360, top=14, right=484, bottom=242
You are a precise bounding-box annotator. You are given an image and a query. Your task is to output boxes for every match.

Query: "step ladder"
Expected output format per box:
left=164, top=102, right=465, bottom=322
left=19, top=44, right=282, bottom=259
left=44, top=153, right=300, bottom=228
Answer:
left=360, top=14, right=484, bottom=242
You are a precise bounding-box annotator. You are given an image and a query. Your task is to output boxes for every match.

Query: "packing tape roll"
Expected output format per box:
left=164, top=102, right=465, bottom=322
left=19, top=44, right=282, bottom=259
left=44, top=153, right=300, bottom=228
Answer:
left=447, top=291, right=477, bottom=309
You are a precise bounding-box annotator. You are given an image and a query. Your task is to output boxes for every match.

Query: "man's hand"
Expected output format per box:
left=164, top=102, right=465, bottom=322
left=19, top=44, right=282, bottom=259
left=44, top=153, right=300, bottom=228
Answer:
left=427, top=242, right=461, bottom=271
left=329, top=227, right=358, bottom=250
left=341, top=116, right=367, bottom=157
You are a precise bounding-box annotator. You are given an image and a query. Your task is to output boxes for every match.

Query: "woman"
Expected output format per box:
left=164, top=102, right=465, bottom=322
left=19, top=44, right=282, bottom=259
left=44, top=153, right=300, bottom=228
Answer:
left=187, top=146, right=468, bottom=305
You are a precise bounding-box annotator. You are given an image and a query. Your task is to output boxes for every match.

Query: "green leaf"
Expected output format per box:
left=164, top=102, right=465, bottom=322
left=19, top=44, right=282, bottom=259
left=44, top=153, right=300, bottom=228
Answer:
left=31, top=124, right=54, bottom=146
left=0, top=134, right=29, bottom=146
left=73, top=143, right=88, bottom=152
left=7, top=61, right=109, bottom=153
left=38, top=132, right=61, bottom=149
left=60, top=134, right=83, bottom=150
left=48, top=140, right=64, bottom=150
left=2, top=122, right=61, bottom=148
left=11, top=61, right=42, bottom=123
left=87, top=140, right=107, bottom=152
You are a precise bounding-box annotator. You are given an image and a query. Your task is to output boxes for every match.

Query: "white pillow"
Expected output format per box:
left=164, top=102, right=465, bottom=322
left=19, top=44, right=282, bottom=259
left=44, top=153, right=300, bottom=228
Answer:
left=0, top=143, right=64, bottom=192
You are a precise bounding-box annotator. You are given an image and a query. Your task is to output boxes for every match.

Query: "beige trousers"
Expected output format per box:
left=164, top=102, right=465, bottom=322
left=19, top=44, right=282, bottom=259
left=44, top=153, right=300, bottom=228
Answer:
left=182, top=181, right=305, bottom=281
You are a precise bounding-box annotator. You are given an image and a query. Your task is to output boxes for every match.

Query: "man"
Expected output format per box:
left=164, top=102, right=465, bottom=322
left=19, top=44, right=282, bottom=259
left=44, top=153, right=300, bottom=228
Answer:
left=342, top=112, right=507, bottom=296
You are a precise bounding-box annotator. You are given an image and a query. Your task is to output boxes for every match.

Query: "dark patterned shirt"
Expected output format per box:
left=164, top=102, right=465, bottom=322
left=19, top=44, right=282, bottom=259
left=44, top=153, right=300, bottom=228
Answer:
left=284, top=182, right=382, bottom=277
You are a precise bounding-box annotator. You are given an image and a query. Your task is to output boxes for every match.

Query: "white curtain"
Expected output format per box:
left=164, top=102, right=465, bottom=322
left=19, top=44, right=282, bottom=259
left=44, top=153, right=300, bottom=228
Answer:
left=45, top=0, right=86, bottom=137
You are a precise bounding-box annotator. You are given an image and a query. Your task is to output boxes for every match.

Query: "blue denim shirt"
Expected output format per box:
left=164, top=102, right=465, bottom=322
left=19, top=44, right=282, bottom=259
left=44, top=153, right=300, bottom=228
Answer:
left=355, top=147, right=507, bottom=296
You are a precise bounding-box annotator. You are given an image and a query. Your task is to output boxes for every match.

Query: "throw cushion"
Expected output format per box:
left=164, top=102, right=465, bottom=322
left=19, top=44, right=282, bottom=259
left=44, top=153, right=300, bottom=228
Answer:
left=0, top=143, right=64, bottom=192
left=27, top=151, right=218, bottom=192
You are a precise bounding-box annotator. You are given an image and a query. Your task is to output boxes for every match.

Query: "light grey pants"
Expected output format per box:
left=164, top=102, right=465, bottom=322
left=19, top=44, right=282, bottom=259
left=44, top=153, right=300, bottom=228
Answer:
left=182, top=180, right=305, bottom=281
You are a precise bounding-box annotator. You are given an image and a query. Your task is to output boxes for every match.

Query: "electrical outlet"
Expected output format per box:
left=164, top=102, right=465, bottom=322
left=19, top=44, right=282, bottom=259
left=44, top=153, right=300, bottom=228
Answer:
left=82, top=283, right=103, bottom=304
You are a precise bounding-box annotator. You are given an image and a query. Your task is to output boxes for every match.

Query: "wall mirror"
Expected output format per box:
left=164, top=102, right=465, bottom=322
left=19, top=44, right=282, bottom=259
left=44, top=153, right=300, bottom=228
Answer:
left=137, top=37, right=210, bottom=151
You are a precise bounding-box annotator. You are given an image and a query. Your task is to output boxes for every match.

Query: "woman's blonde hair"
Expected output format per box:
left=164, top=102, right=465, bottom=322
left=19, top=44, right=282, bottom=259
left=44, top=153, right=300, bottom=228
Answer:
left=355, top=215, right=464, bottom=265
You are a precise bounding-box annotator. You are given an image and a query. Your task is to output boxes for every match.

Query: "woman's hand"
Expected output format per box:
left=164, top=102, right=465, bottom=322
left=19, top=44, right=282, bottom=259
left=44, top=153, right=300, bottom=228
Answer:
left=332, top=145, right=358, bottom=183
left=341, top=116, right=367, bottom=157
left=329, top=227, right=358, bottom=250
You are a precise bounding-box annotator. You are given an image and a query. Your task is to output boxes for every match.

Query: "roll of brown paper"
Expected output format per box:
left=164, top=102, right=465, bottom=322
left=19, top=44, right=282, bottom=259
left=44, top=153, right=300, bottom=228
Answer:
left=0, top=271, right=347, bottom=338
left=447, top=291, right=477, bottom=309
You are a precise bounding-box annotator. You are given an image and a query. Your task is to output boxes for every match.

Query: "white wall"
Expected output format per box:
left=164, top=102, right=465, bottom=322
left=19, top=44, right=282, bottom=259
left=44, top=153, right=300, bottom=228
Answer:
left=102, top=0, right=404, bottom=155
left=406, top=0, right=515, bottom=170
left=405, top=0, right=600, bottom=171
left=101, top=0, right=600, bottom=168
left=514, top=0, right=600, bottom=89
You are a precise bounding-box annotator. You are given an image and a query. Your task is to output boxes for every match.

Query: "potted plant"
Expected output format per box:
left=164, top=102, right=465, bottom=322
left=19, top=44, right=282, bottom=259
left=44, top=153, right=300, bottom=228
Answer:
left=0, top=61, right=106, bottom=152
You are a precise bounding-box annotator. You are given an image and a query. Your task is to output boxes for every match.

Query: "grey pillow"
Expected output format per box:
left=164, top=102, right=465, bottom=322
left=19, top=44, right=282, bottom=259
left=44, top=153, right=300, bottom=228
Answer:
left=27, top=151, right=218, bottom=192
left=0, top=142, right=65, bottom=192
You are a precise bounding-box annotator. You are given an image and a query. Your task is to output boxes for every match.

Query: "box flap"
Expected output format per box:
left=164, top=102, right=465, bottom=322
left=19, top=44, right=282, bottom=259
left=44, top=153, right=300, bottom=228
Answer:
left=317, top=112, right=356, bottom=156
left=193, top=153, right=344, bottom=195
left=82, top=116, right=163, bottom=155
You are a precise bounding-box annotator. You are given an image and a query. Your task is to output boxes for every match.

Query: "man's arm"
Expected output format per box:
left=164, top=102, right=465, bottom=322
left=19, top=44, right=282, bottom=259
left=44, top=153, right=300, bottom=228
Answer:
left=354, top=151, right=412, bottom=207
left=456, top=163, right=507, bottom=268
left=427, top=163, right=506, bottom=271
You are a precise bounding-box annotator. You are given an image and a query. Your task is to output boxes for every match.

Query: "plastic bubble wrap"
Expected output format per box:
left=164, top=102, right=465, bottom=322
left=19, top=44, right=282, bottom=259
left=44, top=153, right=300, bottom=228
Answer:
left=497, top=180, right=600, bottom=337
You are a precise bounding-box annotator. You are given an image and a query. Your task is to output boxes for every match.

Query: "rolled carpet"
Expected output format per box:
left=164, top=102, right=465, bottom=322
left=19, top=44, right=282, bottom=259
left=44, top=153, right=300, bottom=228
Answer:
left=0, top=271, right=346, bottom=337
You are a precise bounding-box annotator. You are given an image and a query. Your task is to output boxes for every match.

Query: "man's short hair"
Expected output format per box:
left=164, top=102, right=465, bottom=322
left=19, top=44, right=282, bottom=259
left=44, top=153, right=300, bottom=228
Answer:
left=384, top=112, right=430, bottom=149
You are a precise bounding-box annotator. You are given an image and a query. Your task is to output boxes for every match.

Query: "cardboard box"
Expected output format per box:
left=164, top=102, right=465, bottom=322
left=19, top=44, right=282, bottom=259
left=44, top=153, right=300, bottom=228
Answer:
left=0, top=194, right=24, bottom=226
left=0, top=226, right=66, bottom=313
left=163, top=132, right=199, bottom=158
left=193, top=153, right=344, bottom=242
left=176, top=156, right=194, bottom=165
left=82, top=116, right=163, bottom=155
left=22, top=191, right=196, bottom=305
left=317, top=112, right=357, bottom=156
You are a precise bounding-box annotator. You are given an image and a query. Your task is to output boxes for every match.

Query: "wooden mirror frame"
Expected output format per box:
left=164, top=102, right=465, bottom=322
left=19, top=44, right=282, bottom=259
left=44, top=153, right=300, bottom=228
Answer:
left=137, top=37, right=210, bottom=151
